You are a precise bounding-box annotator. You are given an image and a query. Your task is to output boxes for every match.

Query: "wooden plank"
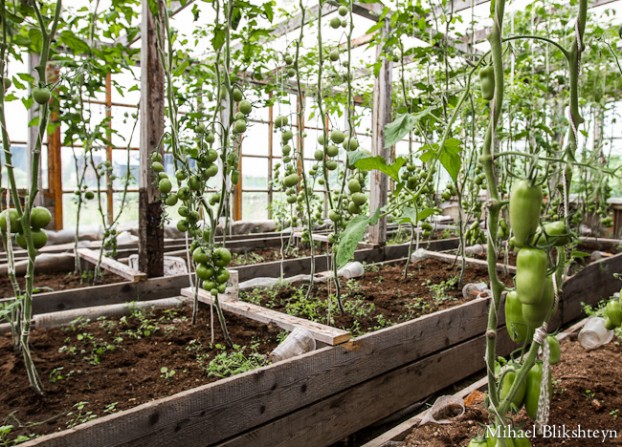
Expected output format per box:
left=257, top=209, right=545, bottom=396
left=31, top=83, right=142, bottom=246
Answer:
left=180, top=287, right=350, bottom=346
left=77, top=248, right=147, bottom=282
left=20, top=295, right=492, bottom=447
left=218, top=330, right=516, bottom=447
left=424, top=249, right=517, bottom=274
left=0, top=274, right=190, bottom=316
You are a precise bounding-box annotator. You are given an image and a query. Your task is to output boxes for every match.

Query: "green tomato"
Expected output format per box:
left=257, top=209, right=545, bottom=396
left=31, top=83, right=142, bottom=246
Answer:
left=175, top=170, right=188, bottom=181
left=546, top=335, right=561, bottom=365
left=515, top=248, right=547, bottom=305
left=283, top=173, right=300, bottom=188
left=525, top=362, right=552, bottom=420
left=151, top=152, right=163, bottom=163
left=348, top=179, right=361, bottom=193
left=188, top=175, right=202, bottom=191
left=0, top=209, right=21, bottom=233
left=314, top=150, right=324, bottom=161
left=193, top=247, right=210, bottom=264
left=165, top=194, right=178, bottom=206
left=284, top=55, right=293, bottom=65
left=30, top=207, right=52, bottom=230
left=605, top=300, right=622, bottom=327
left=213, top=247, right=232, bottom=268
left=177, top=186, right=191, bottom=200
left=479, top=65, right=495, bottom=101
left=328, top=209, right=340, bottom=222
left=326, top=160, right=338, bottom=171
left=344, top=137, right=359, bottom=151
left=206, top=132, right=216, bottom=144
left=274, top=115, right=288, bottom=128
left=176, top=219, right=188, bottom=232
left=2, top=77, right=12, bottom=90
left=505, top=291, right=533, bottom=344
left=231, top=170, right=240, bottom=185
left=233, top=119, right=247, bottom=134
left=232, top=88, right=243, bottom=102
left=233, top=112, right=245, bottom=121
left=151, top=161, right=164, bottom=173
left=158, top=178, right=172, bottom=194
left=351, top=192, right=367, bottom=206
left=282, top=130, right=293, bottom=142
left=216, top=269, right=230, bottom=284
left=205, top=164, right=219, bottom=178
left=16, top=229, right=48, bottom=249
left=499, top=366, right=527, bottom=410
left=84, top=191, right=95, bottom=200
left=329, top=50, right=339, bottom=61
left=196, top=263, right=214, bottom=280
left=32, top=87, right=51, bottom=105
left=202, top=281, right=217, bottom=292
left=178, top=206, right=190, bottom=218
left=330, top=130, right=346, bottom=144
left=326, top=145, right=339, bottom=157
left=521, top=274, right=554, bottom=327
left=532, top=221, right=571, bottom=247
left=239, top=100, right=252, bottom=115
left=206, top=149, right=219, bottom=163
left=509, top=179, right=542, bottom=247
left=348, top=202, right=360, bottom=214
left=329, top=17, right=341, bottom=29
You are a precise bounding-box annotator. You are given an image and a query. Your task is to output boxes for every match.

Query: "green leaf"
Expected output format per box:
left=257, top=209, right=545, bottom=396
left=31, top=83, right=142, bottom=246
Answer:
left=397, top=207, right=437, bottom=225
left=354, top=156, right=406, bottom=182
left=336, top=215, right=371, bottom=268
left=571, top=250, right=590, bottom=259
left=347, top=150, right=372, bottom=167
left=173, top=59, right=190, bottom=77
left=60, top=31, right=91, bottom=54
left=212, top=26, right=226, bottom=51
left=439, top=138, right=462, bottom=183
left=384, top=113, right=415, bottom=148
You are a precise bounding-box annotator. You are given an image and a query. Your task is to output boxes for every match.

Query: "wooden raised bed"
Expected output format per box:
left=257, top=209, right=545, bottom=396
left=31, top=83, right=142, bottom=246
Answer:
left=1, top=240, right=459, bottom=319
left=17, top=252, right=622, bottom=446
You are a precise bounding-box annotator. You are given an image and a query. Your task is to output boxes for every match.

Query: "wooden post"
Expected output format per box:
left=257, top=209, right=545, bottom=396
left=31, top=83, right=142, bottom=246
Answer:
left=368, top=17, right=392, bottom=246
left=45, top=61, right=63, bottom=230
left=138, top=0, right=164, bottom=277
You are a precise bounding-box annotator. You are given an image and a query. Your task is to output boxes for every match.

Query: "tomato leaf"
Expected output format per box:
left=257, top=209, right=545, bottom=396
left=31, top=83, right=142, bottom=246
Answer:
left=439, top=137, right=462, bottom=183
left=384, top=113, right=415, bottom=148
left=354, top=156, right=406, bottom=181
left=397, top=206, right=437, bottom=225
left=336, top=209, right=380, bottom=268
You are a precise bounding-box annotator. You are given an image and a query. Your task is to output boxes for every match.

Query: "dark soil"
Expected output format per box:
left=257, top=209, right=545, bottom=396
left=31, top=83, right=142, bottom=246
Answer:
left=240, top=258, right=511, bottom=336
left=0, top=270, right=124, bottom=299
left=0, top=305, right=281, bottom=443
left=401, top=334, right=622, bottom=446
left=231, top=246, right=318, bottom=266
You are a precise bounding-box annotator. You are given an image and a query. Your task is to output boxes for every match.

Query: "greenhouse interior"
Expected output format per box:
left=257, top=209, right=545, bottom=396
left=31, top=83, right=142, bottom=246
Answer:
left=1, top=0, right=622, bottom=445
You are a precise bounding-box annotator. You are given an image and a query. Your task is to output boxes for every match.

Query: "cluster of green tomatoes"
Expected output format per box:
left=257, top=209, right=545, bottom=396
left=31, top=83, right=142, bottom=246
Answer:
left=192, top=240, right=232, bottom=296
left=0, top=207, right=52, bottom=249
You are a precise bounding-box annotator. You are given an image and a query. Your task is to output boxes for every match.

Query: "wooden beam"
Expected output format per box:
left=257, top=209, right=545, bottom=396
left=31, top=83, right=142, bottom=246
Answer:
left=368, top=15, right=392, bottom=247
left=180, top=287, right=351, bottom=345
left=138, top=0, right=165, bottom=278
left=45, top=62, right=63, bottom=230
left=77, top=248, right=147, bottom=282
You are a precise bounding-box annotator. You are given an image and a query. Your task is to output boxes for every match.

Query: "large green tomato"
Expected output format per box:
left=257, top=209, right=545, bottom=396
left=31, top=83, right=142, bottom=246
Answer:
left=0, top=208, right=21, bottom=233
left=509, top=179, right=542, bottom=247
left=522, top=274, right=554, bottom=328
left=505, top=291, right=533, bottom=344
left=525, top=362, right=552, bottom=420
left=30, top=206, right=52, bottom=230
left=213, top=247, right=232, bottom=268
left=515, top=248, right=547, bottom=305
left=479, top=65, right=495, bottom=101
left=16, top=229, right=48, bottom=249
left=499, top=366, right=527, bottom=410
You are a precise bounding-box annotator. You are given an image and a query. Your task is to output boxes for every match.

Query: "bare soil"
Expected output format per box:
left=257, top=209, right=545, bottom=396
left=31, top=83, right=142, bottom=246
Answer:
left=0, top=270, right=124, bottom=299
left=0, top=305, right=281, bottom=443
left=401, top=334, right=622, bottom=446
left=240, top=257, right=511, bottom=335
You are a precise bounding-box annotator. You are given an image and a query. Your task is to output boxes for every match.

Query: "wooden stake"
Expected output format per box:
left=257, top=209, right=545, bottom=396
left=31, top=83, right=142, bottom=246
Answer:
left=138, top=0, right=165, bottom=277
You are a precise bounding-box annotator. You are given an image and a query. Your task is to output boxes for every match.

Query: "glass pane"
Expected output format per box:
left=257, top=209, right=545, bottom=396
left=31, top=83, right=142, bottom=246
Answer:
left=242, top=192, right=268, bottom=221
left=1, top=145, right=29, bottom=189
left=62, top=192, right=108, bottom=229
left=112, top=149, right=139, bottom=189
left=61, top=147, right=106, bottom=191
left=113, top=192, right=139, bottom=225
left=245, top=89, right=269, bottom=122
left=242, top=157, right=268, bottom=190
left=242, top=123, right=270, bottom=156
left=111, top=106, right=140, bottom=148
